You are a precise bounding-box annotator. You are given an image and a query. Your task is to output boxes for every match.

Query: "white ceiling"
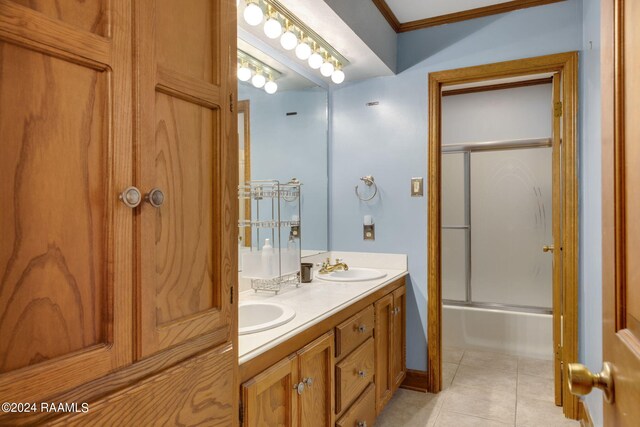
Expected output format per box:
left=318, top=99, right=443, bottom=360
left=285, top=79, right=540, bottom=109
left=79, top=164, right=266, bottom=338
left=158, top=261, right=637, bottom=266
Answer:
left=385, top=0, right=513, bottom=22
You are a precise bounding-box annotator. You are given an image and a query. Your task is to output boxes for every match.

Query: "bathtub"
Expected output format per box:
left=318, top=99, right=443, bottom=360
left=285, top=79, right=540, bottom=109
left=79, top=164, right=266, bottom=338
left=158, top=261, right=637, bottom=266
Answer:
left=442, top=304, right=553, bottom=360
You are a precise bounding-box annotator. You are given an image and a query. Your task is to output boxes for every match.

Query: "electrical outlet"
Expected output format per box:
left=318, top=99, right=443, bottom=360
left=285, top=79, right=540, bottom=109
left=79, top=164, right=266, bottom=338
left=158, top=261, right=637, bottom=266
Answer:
left=411, top=177, right=424, bottom=197
left=363, top=224, right=375, bottom=240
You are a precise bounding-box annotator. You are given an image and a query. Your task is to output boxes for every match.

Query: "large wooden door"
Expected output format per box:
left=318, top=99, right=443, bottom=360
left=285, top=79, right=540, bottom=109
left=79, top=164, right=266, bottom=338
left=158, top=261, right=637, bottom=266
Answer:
left=136, top=0, right=236, bottom=358
left=0, top=0, right=133, bottom=403
left=597, top=0, right=640, bottom=424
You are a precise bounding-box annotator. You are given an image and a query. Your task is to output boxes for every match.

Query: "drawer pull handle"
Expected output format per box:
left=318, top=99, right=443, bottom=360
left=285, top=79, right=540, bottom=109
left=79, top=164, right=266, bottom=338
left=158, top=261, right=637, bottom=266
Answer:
left=303, top=377, right=314, bottom=387
left=358, top=370, right=367, bottom=378
left=293, top=382, right=305, bottom=395
left=357, top=324, right=367, bottom=333
left=357, top=422, right=367, bottom=427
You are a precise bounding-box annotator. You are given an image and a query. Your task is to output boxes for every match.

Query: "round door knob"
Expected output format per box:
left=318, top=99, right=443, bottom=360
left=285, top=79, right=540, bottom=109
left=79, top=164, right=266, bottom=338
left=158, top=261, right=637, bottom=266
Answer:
left=119, top=186, right=142, bottom=208
left=357, top=324, right=367, bottom=333
left=303, top=377, right=313, bottom=387
left=293, top=382, right=305, bottom=395
left=358, top=370, right=367, bottom=378
left=357, top=422, right=367, bottom=427
left=145, top=188, right=165, bottom=208
left=567, top=362, right=614, bottom=403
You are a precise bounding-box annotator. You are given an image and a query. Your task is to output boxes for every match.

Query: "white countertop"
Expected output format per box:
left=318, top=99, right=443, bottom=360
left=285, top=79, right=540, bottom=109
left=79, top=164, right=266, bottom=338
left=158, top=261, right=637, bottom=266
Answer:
left=238, top=252, right=408, bottom=365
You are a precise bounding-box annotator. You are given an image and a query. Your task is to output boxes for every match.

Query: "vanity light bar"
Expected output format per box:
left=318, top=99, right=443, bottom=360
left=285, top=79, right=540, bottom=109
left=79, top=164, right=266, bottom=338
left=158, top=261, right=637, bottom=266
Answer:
left=237, top=49, right=283, bottom=80
left=263, top=0, right=349, bottom=67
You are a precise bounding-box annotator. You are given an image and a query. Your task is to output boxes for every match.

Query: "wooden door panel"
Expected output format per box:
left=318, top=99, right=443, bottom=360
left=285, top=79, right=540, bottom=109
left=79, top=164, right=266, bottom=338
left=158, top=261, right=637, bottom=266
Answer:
left=242, top=355, right=298, bottom=427
left=154, top=92, right=216, bottom=325
left=0, top=0, right=132, bottom=405
left=392, top=286, right=406, bottom=390
left=0, top=41, right=107, bottom=373
left=51, top=343, right=235, bottom=426
left=298, top=332, right=334, bottom=426
left=374, top=293, right=393, bottom=414
left=9, top=0, right=107, bottom=36
left=137, top=0, right=234, bottom=359
left=602, top=0, right=640, bottom=424
left=155, top=0, right=218, bottom=84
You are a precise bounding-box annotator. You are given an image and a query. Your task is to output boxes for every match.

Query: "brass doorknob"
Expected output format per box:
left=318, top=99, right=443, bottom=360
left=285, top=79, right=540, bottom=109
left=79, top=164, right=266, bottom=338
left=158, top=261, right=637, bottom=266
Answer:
left=567, top=362, right=614, bottom=403
left=119, top=186, right=142, bottom=208
left=145, top=188, right=165, bottom=208
left=543, top=245, right=555, bottom=253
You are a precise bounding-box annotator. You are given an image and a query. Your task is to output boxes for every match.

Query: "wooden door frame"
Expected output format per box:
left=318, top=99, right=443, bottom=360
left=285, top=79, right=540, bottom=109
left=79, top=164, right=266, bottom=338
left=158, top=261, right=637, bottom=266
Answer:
left=426, top=52, right=580, bottom=419
left=238, top=99, right=251, bottom=247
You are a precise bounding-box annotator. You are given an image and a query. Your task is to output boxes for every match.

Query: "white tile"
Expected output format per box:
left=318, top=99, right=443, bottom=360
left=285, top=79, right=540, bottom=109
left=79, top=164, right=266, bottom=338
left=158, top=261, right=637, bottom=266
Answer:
left=460, top=350, right=518, bottom=373
left=452, top=365, right=518, bottom=394
left=443, top=347, right=465, bottom=364
left=442, top=362, right=459, bottom=389
left=518, top=373, right=555, bottom=402
left=436, top=411, right=512, bottom=427
left=516, top=396, right=579, bottom=427
left=376, top=389, right=444, bottom=427
left=441, top=384, right=516, bottom=425
left=518, top=356, right=554, bottom=379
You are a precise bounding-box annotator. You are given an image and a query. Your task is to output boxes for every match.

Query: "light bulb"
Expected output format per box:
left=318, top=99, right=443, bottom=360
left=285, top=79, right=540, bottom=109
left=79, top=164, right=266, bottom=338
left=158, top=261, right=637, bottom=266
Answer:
left=320, top=61, right=335, bottom=77
left=251, top=73, right=266, bottom=88
left=237, top=64, right=252, bottom=81
left=244, top=2, right=263, bottom=26
left=280, top=30, right=297, bottom=50
left=263, top=17, right=282, bottom=39
left=308, top=52, right=323, bottom=69
left=264, top=80, right=278, bottom=94
left=295, top=42, right=311, bottom=60
left=331, top=69, right=345, bottom=84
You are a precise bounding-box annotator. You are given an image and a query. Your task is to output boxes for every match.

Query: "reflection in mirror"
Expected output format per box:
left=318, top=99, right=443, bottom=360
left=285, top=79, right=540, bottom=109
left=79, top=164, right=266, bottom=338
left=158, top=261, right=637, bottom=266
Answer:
left=237, top=39, right=328, bottom=271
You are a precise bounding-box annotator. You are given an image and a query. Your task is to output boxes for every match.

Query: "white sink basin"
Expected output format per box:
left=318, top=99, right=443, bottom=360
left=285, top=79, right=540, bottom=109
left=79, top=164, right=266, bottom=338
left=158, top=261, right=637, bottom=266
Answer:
left=238, top=302, right=296, bottom=335
left=317, top=267, right=387, bottom=282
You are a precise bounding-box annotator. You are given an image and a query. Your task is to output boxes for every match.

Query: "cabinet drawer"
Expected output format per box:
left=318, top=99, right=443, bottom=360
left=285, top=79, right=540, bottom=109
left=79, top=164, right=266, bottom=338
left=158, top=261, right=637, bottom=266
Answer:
left=335, top=305, right=374, bottom=360
left=335, top=383, right=375, bottom=427
left=336, top=337, right=374, bottom=414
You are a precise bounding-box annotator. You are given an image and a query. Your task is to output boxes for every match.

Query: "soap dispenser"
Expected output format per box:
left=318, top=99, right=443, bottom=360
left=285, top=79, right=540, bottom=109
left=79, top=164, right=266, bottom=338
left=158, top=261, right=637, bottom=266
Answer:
left=261, top=238, right=275, bottom=277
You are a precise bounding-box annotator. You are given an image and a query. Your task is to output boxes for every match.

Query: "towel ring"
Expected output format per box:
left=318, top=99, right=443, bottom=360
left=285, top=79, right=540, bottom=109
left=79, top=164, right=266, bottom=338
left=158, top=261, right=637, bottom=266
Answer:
left=355, top=175, right=378, bottom=201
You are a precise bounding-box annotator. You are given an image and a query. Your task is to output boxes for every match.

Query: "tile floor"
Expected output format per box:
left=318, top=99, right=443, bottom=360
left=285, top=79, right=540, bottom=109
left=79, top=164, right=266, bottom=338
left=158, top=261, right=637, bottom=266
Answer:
left=376, top=348, right=579, bottom=427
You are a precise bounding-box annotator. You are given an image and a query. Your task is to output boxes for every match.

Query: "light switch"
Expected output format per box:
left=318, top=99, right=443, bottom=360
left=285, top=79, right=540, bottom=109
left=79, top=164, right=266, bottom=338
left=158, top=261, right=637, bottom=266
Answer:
left=411, top=177, right=424, bottom=197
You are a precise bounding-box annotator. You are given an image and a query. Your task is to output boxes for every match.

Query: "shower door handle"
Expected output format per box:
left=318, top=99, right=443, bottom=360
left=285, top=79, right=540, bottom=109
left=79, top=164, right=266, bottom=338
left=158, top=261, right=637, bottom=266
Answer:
left=542, top=245, right=555, bottom=253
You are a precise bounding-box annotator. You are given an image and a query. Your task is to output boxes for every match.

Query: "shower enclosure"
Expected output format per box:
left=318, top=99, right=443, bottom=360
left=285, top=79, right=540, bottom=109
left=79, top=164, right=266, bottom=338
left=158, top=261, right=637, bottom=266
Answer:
left=441, top=138, right=554, bottom=358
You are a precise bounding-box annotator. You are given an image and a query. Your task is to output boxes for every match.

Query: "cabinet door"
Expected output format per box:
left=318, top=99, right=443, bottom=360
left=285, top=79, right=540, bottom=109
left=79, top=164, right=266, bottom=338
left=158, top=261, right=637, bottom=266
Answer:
left=392, top=286, right=407, bottom=390
left=374, top=294, right=394, bottom=414
left=242, top=355, right=299, bottom=427
left=297, top=332, right=334, bottom=426
left=0, top=0, right=133, bottom=405
left=135, top=0, right=236, bottom=358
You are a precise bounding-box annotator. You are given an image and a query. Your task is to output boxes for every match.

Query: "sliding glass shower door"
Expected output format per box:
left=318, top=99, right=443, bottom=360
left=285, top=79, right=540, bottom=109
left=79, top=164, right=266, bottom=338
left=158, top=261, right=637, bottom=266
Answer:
left=442, top=142, right=553, bottom=313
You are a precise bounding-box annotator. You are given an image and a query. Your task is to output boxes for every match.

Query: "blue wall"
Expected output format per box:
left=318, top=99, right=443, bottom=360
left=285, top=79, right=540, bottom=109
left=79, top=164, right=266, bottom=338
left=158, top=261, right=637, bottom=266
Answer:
left=329, top=0, right=590, bottom=375
left=239, top=85, right=329, bottom=251
left=579, top=0, right=603, bottom=423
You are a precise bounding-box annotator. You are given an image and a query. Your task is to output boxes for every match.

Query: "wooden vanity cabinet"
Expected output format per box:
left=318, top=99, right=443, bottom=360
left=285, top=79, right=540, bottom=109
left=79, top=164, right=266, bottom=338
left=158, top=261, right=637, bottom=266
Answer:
left=242, top=332, right=335, bottom=427
left=240, top=278, right=406, bottom=427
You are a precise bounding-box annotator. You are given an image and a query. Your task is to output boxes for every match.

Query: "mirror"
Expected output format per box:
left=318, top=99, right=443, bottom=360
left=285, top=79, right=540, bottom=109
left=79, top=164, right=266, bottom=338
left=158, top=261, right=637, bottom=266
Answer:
left=237, top=39, right=329, bottom=268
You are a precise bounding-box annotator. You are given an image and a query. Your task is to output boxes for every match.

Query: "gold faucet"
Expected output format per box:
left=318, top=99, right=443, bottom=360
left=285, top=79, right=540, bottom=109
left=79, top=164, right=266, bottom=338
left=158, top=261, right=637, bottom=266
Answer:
left=318, top=258, right=349, bottom=274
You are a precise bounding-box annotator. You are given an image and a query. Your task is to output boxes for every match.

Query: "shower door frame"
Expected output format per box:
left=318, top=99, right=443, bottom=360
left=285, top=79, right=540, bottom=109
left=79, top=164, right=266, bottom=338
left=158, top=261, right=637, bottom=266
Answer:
left=426, top=52, right=579, bottom=420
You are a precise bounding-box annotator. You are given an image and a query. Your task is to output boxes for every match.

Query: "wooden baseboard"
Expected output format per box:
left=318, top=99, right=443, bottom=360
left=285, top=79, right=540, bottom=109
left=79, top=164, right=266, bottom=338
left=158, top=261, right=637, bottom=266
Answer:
left=399, top=369, right=429, bottom=393
left=578, top=400, right=594, bottom=427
